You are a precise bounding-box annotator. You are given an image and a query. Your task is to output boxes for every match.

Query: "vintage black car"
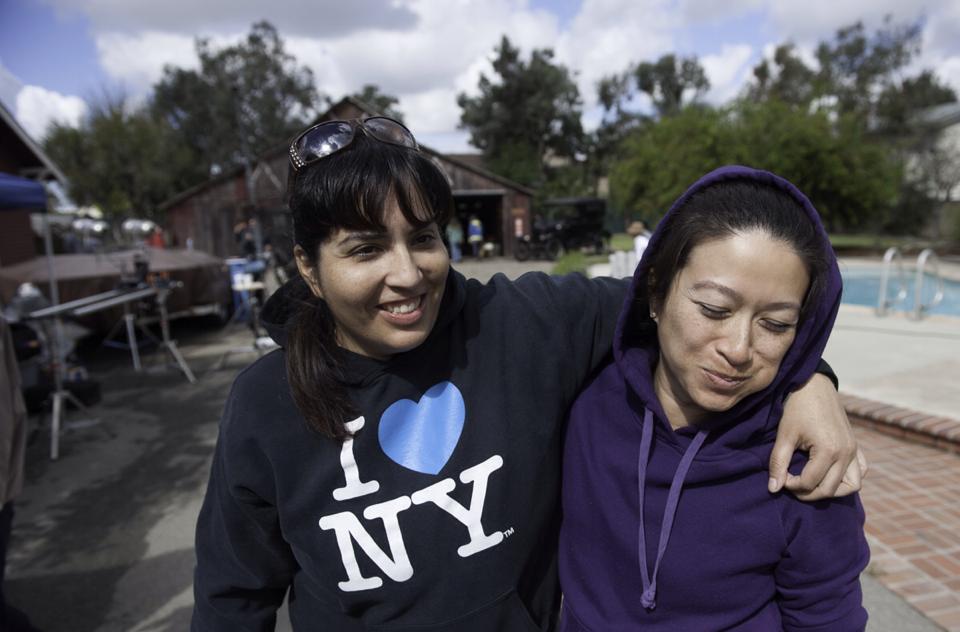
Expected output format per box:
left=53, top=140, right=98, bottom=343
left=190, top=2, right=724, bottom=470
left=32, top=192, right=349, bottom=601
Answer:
left=514, top=197, right=610, bottom=261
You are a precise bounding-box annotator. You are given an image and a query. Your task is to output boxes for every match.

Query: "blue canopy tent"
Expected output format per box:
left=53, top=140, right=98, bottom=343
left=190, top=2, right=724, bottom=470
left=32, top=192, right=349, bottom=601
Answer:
left=0, top=171, right=59, bottom=305
left=0, top=172, right=48, bottom=210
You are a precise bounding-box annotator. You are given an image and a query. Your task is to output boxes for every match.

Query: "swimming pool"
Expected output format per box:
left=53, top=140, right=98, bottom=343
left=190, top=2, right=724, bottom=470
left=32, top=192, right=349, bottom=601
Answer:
left=840, top=266, right=960, bottom=317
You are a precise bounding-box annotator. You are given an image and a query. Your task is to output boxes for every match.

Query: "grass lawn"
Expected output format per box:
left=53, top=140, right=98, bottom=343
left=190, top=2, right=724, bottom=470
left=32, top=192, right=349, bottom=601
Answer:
left=829, top=234, right=913, bottom=251
left=553, top=232, right=632, bottom=275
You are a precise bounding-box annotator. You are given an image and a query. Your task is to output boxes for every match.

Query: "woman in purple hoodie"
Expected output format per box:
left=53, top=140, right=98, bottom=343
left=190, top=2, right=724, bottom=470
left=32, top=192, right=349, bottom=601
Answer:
left=560, top=166, right=868, bottom=631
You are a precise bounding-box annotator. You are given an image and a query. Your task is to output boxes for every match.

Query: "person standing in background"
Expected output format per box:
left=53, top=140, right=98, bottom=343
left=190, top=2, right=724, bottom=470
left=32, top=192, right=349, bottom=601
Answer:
left=628, top=219, right=652, bottom=261
left=446, top=216, right=464, bottom=262
left=467, top=215, right=484, bottom=258
left=0, top=316, right=39, bottom=632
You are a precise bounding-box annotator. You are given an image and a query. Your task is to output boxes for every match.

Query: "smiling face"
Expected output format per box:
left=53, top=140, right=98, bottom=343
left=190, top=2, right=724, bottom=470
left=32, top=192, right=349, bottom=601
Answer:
left=652, top=230, right=810, bottom=428
left=295, top=196, right=450, bottom=360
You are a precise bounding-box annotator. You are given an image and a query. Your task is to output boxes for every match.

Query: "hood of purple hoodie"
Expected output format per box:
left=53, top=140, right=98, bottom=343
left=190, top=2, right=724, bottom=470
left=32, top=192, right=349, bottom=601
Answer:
left=612, top=165, right=843, bottom=451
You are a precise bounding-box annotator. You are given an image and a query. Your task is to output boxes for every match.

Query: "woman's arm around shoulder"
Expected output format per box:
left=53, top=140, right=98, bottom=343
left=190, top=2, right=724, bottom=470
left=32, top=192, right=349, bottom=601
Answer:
left=771, top=371, right=867, bottom=501
left=509, top=272, right=629, bottom=375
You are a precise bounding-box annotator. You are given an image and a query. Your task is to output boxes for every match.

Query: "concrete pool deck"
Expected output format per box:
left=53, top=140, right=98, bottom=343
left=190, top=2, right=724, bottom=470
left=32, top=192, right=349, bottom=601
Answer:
left=826, top=303, right=960, bottom=423
left=828, top=256, right=960, bottom=424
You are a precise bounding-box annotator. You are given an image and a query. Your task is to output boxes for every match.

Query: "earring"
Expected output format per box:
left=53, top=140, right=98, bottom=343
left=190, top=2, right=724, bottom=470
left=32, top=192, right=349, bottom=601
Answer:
left=649, top=311, right=657, bottom=321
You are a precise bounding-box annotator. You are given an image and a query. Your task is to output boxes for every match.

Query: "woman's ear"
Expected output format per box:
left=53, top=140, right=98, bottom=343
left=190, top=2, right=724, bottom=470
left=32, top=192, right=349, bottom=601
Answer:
left=647, top=269, right=660, bottom=321
left=294, top=245, right=323, bottom=299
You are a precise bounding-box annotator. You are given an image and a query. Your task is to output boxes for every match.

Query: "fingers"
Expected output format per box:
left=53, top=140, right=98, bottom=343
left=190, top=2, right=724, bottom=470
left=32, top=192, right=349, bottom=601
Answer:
left=785, top=443, right=864, bottom=500
left=787, top=459, right=846, bottom=501
left=831, top=447, right=868, bottom=497
left=767, top=430, right=798, bottom=493
left=781, top=441, right=833, bottom=495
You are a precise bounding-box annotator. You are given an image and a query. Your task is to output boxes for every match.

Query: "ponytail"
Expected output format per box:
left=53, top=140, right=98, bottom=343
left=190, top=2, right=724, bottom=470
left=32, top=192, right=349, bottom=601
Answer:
left=285, top=294, right=356, bottom=440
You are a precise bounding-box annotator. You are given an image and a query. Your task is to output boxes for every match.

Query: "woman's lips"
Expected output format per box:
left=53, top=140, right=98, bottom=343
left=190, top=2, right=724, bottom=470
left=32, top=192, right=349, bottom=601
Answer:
left=702, top=368, right=749, bottom=392
left=378, top=295, right=425, bottom=325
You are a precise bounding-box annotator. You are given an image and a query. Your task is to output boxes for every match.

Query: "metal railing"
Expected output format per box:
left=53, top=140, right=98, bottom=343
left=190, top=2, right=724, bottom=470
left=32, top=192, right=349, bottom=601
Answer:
left=876, top=247, right=908, bottom=316
left=875, top=247, right=945, bottom=320
left=912, top=248, right=945, bottom=320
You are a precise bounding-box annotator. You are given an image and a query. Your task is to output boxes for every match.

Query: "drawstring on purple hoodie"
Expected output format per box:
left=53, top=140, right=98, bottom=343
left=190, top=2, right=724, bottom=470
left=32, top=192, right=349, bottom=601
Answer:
left=636, top=408, right=709, bottom=610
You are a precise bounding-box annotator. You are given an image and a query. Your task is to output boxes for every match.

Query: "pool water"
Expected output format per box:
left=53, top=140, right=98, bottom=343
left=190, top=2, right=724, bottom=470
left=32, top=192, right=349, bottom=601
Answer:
left=841, top=267, right=960, bottom=317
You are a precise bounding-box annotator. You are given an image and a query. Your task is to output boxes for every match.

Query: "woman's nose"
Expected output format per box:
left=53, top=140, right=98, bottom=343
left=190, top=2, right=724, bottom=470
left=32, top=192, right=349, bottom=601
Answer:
left=385, top=247, right=423, bottom=287
left=717, top=318, right=753, bottom=367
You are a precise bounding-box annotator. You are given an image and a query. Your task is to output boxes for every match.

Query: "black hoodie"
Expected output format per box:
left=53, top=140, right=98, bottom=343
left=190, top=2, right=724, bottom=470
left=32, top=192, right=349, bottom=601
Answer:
left=192, top=269, right=626, bottom=631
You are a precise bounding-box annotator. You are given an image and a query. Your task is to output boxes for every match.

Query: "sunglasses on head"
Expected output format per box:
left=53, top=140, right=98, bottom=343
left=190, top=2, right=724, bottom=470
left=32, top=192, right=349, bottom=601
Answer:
left=288, top=116, right=419, bottom=173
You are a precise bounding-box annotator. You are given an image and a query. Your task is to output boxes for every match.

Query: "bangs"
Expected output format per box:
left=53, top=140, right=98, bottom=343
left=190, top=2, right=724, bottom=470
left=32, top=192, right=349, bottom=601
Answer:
left=329, top=157, right=451, bottom=233
left=289, top=133, right=453, bottom=248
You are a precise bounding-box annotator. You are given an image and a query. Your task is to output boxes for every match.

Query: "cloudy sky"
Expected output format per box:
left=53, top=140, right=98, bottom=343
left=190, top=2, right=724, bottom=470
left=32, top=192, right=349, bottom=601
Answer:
left=1, top=0, right=959, bottom=153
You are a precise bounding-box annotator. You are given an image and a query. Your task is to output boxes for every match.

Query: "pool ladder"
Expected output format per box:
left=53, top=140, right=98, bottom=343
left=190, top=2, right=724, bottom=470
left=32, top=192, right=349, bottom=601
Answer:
left=876, top=247, right=945, bottom=319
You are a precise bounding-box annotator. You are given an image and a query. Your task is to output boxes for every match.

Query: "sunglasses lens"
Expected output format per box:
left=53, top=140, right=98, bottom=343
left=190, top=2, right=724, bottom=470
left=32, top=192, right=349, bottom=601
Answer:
left=363, top=117, right=418, bottom=149
left=297, top=121, right=355, bottom=164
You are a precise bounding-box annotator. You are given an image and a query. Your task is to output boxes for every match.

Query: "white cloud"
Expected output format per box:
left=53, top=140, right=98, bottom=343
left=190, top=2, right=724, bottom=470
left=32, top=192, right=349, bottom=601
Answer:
left=678, top=0, right=764, bottom=24
left=765, top=0, right=928, bottom=43
left=555, top=0, right=678, bottom=108
left=701, top=44, right=754, bottom=103
left=284, top=0, right=563, bottom=143
left=924, top=0, right=960, bottom=55
left=95, top=30, right=199, bottom=94
left=920, top=3, right=960, bottom=94
left=15, top=85, right=87, bottom=140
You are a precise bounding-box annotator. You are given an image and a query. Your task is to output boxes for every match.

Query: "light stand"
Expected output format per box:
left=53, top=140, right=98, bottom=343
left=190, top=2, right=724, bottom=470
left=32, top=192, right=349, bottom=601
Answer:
left=156, top=284, right=196, bottom=383
left=41, top=213, right=88, bottom=460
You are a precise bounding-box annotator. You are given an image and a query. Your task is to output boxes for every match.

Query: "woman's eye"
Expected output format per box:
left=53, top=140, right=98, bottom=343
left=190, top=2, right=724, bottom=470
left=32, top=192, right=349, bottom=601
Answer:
left=761, top=319, right=794, bottom=334
left=351, top=245, right=381, bottom=259
left=697, top=303, right=728, bottom=319
left=414, top=232, right=438, bottom=246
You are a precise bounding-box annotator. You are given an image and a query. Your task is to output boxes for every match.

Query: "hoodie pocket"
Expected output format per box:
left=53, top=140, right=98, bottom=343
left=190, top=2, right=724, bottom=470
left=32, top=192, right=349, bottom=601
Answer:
left=367, top=589, right=543, bottom=632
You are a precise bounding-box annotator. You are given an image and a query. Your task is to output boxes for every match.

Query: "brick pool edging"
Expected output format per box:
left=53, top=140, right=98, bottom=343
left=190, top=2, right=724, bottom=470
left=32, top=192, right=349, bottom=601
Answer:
left=841, top=392, right=960, bottom=453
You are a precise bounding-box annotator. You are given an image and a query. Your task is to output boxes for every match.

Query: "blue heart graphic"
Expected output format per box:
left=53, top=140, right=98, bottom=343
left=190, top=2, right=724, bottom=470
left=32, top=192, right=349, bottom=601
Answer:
left=378, top=381, right=465, bottom=475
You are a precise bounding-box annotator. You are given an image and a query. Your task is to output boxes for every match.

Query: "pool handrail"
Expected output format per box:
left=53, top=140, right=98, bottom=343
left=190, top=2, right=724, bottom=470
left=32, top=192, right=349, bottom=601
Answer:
left=877, top=247, right=909, bottom=317
left=913, top=249, right=946, bottom=320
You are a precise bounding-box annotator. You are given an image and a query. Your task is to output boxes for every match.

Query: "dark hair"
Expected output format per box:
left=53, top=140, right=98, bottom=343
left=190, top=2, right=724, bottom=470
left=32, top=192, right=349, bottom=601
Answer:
left=631, top=179, right=830, bottom=342
left=286, top=130, right=454, bottom=440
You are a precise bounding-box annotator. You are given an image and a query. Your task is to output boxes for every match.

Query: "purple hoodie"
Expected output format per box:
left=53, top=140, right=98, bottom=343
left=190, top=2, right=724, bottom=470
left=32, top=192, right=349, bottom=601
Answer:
left=559, top=166, right=868, bottom=631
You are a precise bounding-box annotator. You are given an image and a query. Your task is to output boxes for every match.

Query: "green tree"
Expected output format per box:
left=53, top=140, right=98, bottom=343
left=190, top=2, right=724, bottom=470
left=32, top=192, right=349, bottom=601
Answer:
left=589, top=54, right=708, bottom=190
left=876, top=71, right=957, bottom=136
left=590, top=72, right=647, bottom=176
left=44, top=94, right=195, bottom=219
left=634, top=54, right=710, bottom=117
left=351, top=84, right=404, bottom=121
left=609, top=100, right=900, bottom=232
left=749, top=44, right=817, bottom=107
left=732, top=100, right=900, bottom=231
left=609, top=106, right=730, bottom=221
left=457, top=36, right=584, bottom=189
left=747, top=17, right=939, bottom=130
left=814, top=17, right=922, bottom=120
left=152, top=20, right=321, bottom=180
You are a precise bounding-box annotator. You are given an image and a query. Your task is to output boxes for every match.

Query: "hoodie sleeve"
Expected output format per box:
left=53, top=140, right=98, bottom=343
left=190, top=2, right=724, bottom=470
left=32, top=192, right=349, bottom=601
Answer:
left=192, top=382, right=298, bottom=631
left=775, top=492, right=869, bottom=632
left=511, top=272, right=629, bottom=378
